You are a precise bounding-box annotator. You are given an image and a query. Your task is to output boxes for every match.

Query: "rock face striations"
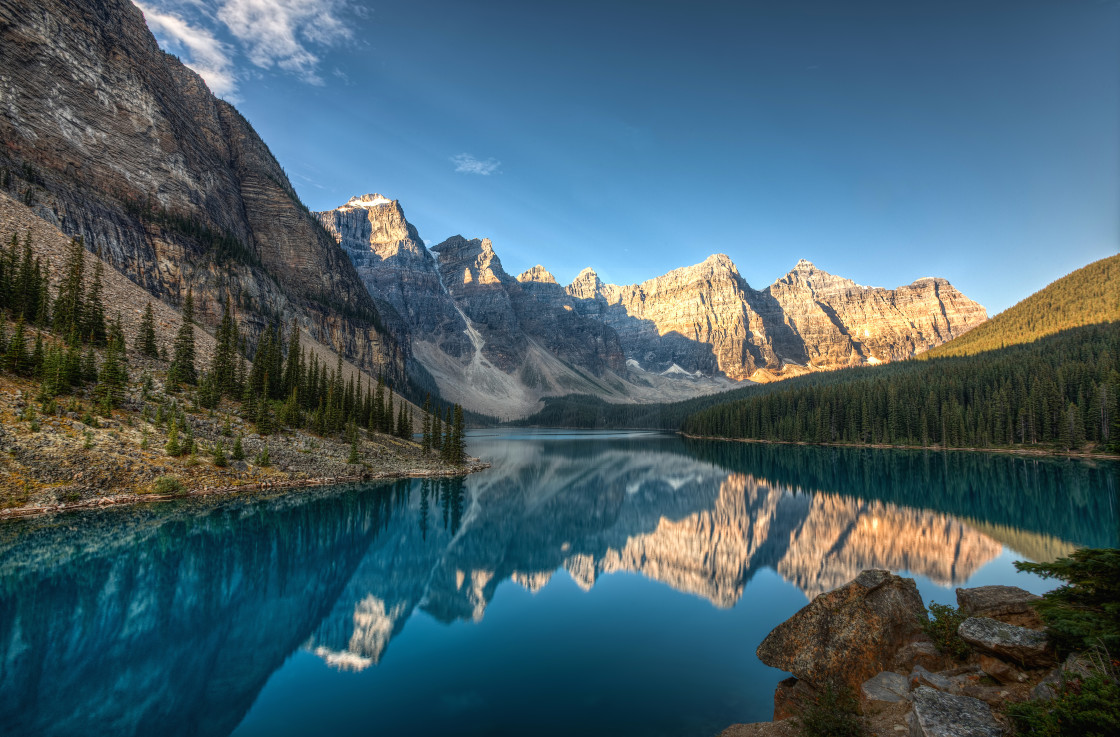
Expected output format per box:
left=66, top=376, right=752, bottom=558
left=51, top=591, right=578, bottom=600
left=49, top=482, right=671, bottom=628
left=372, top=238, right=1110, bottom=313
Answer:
left=317, top=195, right=986, bottom=416
left=0, top=0, right=403, bottom=380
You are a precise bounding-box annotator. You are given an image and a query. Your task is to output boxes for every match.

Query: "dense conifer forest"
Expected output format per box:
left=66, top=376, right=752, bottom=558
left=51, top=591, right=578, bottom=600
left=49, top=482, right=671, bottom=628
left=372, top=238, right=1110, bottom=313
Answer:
left=681, top=323, right=1120, bottom=453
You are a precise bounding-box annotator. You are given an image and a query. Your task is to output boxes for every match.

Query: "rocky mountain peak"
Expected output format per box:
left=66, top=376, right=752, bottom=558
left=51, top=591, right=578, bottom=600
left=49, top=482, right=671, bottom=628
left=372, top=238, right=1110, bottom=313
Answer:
left=517, top=265, right=558, bottom=284
left=794, top=258, right=816, bottom=271
left=567, top=267, right=603, bottom=300
left=340, top=193, right=395, bottom=210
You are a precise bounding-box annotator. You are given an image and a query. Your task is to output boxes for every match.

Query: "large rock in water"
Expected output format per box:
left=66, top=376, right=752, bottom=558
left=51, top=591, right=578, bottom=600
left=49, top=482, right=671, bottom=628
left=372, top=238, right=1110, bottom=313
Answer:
left=756, top=569, right=927, bottom=690
left=957, top=617, right=1054, bottom=667
left=956, top=585, right=1043, bottom=629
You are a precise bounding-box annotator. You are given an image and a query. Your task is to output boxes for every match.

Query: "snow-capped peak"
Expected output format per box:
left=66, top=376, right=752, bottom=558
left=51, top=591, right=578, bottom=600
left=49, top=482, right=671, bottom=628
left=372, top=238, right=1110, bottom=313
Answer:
left=343, top=193, right=393, bottom=209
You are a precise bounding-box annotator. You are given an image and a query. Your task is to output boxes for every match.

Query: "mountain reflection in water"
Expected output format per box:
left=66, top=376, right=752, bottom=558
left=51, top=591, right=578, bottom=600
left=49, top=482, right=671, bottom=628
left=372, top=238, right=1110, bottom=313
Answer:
left=0, top=430, right=1116, bottom=737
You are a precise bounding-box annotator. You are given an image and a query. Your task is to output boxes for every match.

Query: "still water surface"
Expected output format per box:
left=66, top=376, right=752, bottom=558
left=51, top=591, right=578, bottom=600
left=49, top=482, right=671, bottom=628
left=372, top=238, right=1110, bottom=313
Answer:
left=1, top=430, right=1117, bottom=737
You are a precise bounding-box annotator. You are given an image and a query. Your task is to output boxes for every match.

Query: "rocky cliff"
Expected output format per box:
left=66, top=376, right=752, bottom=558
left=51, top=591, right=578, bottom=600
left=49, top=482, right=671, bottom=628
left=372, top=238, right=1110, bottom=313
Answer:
left=317, top=192, right=986, bottom=416
left=0, top=0, right=403, bottom=381
left=316, top=196, right=736, bottom=417
left=570, top=255, right=987, bottom=382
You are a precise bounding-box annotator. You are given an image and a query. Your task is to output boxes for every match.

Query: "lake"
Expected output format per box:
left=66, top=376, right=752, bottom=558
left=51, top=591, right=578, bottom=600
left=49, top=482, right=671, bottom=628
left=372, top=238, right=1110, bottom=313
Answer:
left=1, top=430, right=1117, bottom=737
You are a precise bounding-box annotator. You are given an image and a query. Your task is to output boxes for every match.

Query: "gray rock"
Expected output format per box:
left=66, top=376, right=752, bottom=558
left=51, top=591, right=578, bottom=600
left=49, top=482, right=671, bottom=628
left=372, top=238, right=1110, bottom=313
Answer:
left=956, top=585, right=1043, bottom=629
left=909, top=686, right=1003, bottom=737
left=862, top=671, right=911, bottom=704
left=957, top=617, right=1053, bottom=667
left=909, top=665, right=956, bottom=692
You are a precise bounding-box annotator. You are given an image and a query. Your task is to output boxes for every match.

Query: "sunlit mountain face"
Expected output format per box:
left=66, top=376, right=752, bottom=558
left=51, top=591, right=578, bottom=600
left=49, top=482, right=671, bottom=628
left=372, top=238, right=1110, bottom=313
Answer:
left=1, top=431, right=1115, bottom=736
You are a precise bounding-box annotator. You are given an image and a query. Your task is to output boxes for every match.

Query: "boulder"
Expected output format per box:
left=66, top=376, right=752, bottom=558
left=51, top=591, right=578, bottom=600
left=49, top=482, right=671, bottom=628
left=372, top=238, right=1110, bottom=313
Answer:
left=756, top=570, right=927, bottom=691
left=909, top=665, right=956, bottom=692
left=956, top=586, right=1043, bottom=629
left=862, top=671, right=910, bottom=704
left=977, top=654, right=1028, bottom=685
left=957, top=617, right=1054, bottom=668
left=909, top=686, right=1003, bottom=737
left=893, top=638, right=951, bottom=673
left=772, top=677, right=817, bottom=721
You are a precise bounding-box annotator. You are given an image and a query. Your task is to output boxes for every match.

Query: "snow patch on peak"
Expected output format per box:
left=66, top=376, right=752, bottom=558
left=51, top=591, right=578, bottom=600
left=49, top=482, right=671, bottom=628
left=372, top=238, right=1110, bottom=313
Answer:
left=343, top=194, right=393, bottom=208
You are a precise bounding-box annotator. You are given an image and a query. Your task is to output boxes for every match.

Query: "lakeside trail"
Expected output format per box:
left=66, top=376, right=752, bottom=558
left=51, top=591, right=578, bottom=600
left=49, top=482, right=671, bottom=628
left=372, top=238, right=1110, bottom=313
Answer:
left=679, top=433, right=1120, bottom=462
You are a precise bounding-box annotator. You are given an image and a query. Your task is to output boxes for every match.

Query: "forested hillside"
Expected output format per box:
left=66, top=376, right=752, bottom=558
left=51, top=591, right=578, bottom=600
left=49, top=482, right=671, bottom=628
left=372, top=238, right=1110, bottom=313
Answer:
left=681, top=323, right=1119, bottom=453
left=923, top=254, right=1119, bottom=359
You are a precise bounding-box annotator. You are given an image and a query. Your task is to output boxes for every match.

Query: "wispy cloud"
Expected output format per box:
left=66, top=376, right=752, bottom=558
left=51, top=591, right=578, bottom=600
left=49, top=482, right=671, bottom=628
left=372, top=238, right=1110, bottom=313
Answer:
left=134, top=0, right=354, bottom=92
left=451, top=153, right=501, bottom=176
left=135, top=2, right=238, bottom=98
left=216, top=0, right=352, bottom=84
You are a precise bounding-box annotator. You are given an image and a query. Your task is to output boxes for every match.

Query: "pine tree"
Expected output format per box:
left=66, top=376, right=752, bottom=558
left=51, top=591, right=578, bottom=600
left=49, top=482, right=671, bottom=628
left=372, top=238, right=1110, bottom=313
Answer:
left=53, top=237, right=85, bottom=339
left=283, top=323, right=302, bottom=397
left=452, top=404, right=465, bottom=464
left=232, top=433, right=245, bottom=461
left=165, top=416, right=181, bottom=456
left=209, top=298, right=238, bottom=398
left=137, top=301, right=159, bottom=358
left=83, top=259, right=107, bottom=345
left=432, top=407, right=442, bottom=455
left=95, top=336, right=128, bottom=412
left=442, top=407, right=453, bottom=462
left=168, top=288, right=197, bottom=386
left=421, top=395, right=432, bottom=452
left=212, top=440, right=228, bottom=467
left=3, top=317, right=28, bottom=375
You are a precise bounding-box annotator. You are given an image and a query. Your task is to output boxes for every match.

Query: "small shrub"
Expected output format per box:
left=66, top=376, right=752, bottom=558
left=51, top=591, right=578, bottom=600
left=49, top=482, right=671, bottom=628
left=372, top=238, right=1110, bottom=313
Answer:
left=153, top=475, right=185, bottom=494
left=82, top=430, right=93, bottom=450
left=924, top=602, right=971, bottom=660
left=1015, top=548, right=1120, bottom=655
left=59, top=490, right=81, bottom=504
left=1008, top=651, right=1120, bottom=737
left=796, top=682, right=867, bottom=737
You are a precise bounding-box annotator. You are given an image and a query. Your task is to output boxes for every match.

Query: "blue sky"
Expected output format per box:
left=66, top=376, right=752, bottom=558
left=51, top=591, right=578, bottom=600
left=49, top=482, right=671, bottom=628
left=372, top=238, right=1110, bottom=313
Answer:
left=136, top=0, right=1119, bottom=315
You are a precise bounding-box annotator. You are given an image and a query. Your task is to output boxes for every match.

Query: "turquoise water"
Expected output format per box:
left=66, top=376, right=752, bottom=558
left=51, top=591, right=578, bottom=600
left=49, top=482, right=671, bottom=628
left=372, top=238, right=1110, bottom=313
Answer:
left=0, top=430, right=1116, bottom=737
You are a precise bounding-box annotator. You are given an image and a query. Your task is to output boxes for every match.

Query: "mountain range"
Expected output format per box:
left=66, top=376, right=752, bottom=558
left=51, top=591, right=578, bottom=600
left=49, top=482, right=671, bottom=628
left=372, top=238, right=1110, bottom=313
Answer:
left=0, top=0, right=986, bottom=417
left=317, top=194, right=986, bottom=417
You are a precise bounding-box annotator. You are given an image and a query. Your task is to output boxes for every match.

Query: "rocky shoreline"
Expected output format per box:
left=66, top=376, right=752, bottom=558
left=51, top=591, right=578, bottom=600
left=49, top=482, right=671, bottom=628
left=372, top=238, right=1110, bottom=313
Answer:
left=0, top=369, right=488, bottom=519
left=0, top=460, right=489, bottom=520
left=722, top=570, right=1090, bottom=737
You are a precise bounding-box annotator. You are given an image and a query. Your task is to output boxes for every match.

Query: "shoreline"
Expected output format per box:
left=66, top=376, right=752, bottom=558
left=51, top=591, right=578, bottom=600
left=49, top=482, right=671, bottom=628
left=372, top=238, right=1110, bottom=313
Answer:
left=678, top=432, right=1120, bottom=461
left=0, top=459, right=491, bottom=520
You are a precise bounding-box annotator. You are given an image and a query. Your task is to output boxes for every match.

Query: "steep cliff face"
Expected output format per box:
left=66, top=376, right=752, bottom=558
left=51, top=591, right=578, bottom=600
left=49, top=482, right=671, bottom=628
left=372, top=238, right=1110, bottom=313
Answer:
left=569, top=255, right=987, bottom=383
left=0, top=0, right=403, bottom=380
left=316, top=195, right=472, bottom=361
left=315, top=196, right=671, bottom=417
left=767, top=259, right=988, bottom=371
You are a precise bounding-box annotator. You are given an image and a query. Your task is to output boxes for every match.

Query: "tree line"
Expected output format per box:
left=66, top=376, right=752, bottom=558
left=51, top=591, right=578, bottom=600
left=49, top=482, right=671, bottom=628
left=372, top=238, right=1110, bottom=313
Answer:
left=681, top=322, right=1120, bottom=453
left=0, top=230, right=468, bottom=464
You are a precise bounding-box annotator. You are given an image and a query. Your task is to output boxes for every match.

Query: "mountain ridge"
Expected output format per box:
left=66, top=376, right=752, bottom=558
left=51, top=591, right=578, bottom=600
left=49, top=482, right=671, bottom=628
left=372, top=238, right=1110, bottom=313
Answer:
left=316, top=193, right=987, bottom=417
